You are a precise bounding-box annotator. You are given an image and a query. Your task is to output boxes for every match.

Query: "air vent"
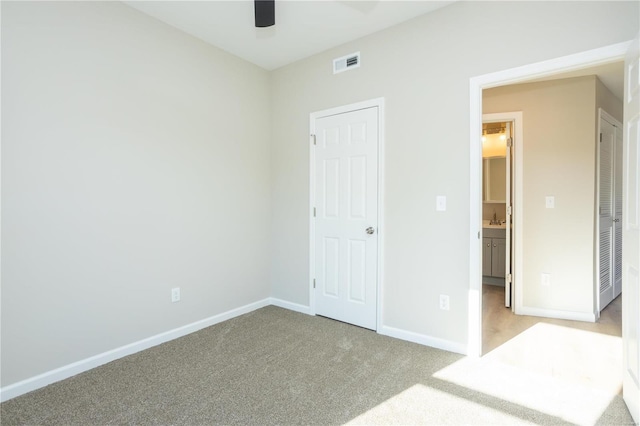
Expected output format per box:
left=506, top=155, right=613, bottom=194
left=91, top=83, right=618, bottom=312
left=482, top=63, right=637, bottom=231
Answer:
left=333, top=52, right=361, bottom=74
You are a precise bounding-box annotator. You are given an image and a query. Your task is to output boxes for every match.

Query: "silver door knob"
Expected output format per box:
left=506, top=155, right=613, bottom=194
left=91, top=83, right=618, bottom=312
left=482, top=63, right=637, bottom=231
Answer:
left=366, top=227, right=375, bottom=235
left=613, top=218, right=620, bottom=222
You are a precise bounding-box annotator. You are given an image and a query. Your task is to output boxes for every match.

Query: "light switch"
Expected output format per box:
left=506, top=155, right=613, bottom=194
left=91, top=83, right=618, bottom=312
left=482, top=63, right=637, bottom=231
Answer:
left=436, top=196, right=446, bottom=211
left=545, top=196, right=555, bottom=209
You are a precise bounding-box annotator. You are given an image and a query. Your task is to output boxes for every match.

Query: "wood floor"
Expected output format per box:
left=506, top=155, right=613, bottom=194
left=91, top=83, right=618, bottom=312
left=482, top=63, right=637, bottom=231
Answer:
left=482, top=284, right=622, bottom=355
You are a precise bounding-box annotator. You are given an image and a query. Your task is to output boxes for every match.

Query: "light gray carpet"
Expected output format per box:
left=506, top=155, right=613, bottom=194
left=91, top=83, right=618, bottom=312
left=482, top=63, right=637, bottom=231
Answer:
left=1, top=306, right=634, bottom=425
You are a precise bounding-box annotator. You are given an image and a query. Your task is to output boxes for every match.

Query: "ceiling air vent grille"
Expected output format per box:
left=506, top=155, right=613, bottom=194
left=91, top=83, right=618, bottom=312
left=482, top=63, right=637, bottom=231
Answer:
left=333, top=52, right=361, bottom=74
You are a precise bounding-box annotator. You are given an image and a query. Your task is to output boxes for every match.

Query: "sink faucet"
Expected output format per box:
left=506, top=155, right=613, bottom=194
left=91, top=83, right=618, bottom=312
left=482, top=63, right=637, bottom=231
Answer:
left=490, top=210, right=500, bottom=225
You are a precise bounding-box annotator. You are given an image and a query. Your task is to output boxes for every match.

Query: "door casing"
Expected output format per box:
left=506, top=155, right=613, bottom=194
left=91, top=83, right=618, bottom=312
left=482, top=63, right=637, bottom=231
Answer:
left=469, top=41, right=632, bottom=357
left=309, top=98, right=385, bottom=332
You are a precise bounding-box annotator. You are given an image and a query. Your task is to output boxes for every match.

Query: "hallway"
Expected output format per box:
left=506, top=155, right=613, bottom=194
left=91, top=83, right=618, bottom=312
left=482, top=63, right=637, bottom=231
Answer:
left=482, top=285, right=621, bottom=355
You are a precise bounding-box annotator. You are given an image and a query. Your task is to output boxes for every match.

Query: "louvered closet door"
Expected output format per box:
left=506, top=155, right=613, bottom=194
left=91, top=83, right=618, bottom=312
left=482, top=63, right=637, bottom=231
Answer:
left=599, top=116, right=615, bottom=311
left=614, top=124, right=623, bottom=298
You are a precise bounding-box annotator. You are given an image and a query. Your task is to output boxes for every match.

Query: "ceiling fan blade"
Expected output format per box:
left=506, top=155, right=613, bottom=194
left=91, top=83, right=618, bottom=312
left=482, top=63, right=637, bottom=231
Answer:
left=254, top=0, right=275, bottom=27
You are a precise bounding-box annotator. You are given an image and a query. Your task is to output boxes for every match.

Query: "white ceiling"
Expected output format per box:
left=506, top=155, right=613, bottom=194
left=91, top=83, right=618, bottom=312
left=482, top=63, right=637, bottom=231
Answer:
left=124, top=1, right=455, bottom=71
left=527, top=61, right=624, bottom=101
left=124, top=1, right=624, bottom=100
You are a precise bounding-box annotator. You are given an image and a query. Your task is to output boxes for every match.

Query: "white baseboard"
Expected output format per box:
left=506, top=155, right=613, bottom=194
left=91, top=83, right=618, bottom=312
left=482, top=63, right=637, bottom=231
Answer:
left=0, top=298, right=271, bottom=402
left=2, top=298, right=468, bottom=402
left=379, top=325, right=467, bottom=355
left=268, top=297, right=312, bottom=315
left=518, top=306, right=596, bottom=322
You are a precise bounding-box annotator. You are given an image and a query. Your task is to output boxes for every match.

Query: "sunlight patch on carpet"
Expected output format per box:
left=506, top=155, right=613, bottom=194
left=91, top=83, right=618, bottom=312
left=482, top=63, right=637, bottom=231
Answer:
left=433, top=322, right=622, bottom=425
left=346, top=383, right=532, bottom=425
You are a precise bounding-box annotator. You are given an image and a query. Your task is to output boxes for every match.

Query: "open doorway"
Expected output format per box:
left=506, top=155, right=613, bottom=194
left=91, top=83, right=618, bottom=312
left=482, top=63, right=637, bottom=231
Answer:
left=481, top=115, right=520, bottom=313
left=469, top=42, right=629, bottom=358
left=479, top=74, right=624, bottom=355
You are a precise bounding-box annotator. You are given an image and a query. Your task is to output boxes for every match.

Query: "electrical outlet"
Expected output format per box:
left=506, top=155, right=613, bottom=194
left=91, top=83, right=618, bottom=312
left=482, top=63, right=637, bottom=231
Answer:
left=545, top=196, right=555, bottom=209
left=171, top=287, right=181, bottom=303
left=541, top=273, right=551, bottom=287
left=439, top=294, right=450, bottom=311
left=436, top=196, right=447, bottom=211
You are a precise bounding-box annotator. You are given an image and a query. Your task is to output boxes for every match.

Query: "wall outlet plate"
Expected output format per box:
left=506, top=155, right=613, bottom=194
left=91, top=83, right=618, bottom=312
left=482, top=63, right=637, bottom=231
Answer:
left=171, top=287, right=180, bottom=303
left=439, top=294, right=450, bottom=311
left=545, top=196, right=555, bottom=209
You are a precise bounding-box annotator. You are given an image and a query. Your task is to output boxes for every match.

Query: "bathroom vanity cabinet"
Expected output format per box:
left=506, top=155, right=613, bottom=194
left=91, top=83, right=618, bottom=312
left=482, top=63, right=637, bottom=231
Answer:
left=482, top=228, right=506, bottom=278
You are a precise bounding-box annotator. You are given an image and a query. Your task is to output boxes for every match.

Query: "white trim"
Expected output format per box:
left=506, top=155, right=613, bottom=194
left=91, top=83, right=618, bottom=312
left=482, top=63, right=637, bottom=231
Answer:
left=596, top=109, right=603, bottom=318
left=469, top=41, right=631, bottom=358
left=518, top=306, right=596, bottom=323
left=268, top=298, right=312, bottom=315
left=379, top=325, right=466, bottom=355
left=0, top=298, right=271, bottom=402
left=309, top=97, right=385, bottom=331
left=600, top=109, right=622, bottom=128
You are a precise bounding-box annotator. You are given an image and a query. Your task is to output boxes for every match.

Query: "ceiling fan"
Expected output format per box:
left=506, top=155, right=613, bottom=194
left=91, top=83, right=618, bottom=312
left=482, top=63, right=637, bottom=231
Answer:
left=254, top=0, right=275, bottom=27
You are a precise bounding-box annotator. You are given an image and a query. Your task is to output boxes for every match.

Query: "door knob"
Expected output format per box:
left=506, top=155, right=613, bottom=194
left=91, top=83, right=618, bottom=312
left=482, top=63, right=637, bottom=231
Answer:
left=366, top=227, right=375, bottom=235
left=613, top=218, right=620, bottom=223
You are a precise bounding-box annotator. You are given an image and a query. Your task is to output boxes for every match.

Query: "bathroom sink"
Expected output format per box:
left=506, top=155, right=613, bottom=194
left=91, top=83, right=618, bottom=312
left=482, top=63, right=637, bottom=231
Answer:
left=482, top=220, right=507, bottom=229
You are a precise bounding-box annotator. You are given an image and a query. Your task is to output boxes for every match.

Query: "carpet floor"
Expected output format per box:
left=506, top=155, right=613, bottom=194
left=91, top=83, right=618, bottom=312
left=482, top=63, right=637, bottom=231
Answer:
left=1, top=305, right=634, bottom=425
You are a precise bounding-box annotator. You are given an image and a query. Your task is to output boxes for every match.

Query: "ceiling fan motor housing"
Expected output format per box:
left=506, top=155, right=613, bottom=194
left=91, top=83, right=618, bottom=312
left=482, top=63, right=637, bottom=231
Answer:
left=255, top=0, right=275, bottom=27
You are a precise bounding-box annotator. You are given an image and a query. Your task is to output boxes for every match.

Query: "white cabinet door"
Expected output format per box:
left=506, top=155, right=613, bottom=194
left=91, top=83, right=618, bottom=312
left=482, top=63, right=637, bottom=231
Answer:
left=314, top=106, right=379, bottom=330
left=622, top=32, right=640, bottom=424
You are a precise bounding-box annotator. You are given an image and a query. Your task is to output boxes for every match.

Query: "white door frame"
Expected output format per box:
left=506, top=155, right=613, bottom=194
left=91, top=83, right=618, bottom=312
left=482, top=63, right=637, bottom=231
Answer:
left=309, top=98, right=385, bottom=332
left=482, top=112, right=523, bottom=314
left=468, top=41, right=631, bottom=357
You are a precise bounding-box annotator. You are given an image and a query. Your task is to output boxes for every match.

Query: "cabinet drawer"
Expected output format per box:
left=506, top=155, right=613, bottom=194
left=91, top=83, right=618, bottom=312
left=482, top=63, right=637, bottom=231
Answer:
left=483, top=228, right=506, bottom=239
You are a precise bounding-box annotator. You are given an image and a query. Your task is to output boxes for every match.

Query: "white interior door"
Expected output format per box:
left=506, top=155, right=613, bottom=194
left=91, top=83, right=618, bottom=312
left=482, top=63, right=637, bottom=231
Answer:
left=313, top=106, right=378, bottom=330
left=622, top=32, right=640, bottom=424
left=599, top=114, right=616, bottom=311
left=505, top=121, right=512, bottom=309
left=615, top=121, right=623, bottom=299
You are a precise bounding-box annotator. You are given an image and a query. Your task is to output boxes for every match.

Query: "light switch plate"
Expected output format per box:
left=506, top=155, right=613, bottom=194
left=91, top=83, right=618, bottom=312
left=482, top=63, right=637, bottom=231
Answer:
left=436, top=196, right=446, bottom=211
left=545, top=196, right=555, bottom=209
left=541, top=273, right=551, bottom=286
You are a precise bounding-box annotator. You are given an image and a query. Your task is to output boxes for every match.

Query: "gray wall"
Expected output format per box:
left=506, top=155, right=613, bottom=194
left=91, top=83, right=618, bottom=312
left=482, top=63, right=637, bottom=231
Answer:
left=484, top=76, right=623, bottom=315
left=2, top=0, right=638, bottom=389
left=270, top=2, right=638, bottom=347
left=1, top=2, right=271, bottom=386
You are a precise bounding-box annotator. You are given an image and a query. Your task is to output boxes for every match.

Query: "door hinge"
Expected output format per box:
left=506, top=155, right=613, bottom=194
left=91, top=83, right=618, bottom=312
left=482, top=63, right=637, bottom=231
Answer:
left=599, top=133, right=602, bottom=142
left=311, top=134, right=316, bottom=145
left=507, top=273, right=512, bottom=283
left=507, top=205, right=512, bottom=216
left=478, top=231, right=481, bottom=239
left=313, top=279, right=316, bottom=289
left=313, top=207, right=316, bottom=217
left=507, top=137, right=513, bottom=147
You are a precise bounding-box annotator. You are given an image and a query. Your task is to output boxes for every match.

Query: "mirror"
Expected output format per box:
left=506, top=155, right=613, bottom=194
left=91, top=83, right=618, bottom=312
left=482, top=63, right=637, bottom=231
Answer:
left=483, top=157, right=506, bottom=202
